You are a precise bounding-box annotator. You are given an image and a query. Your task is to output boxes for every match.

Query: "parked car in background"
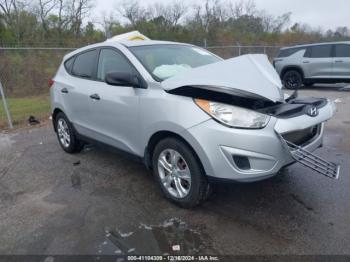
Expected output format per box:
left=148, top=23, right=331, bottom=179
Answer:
left=50, top=33, right=340, bottom=207
left=274, top=41, right=350, bottom=89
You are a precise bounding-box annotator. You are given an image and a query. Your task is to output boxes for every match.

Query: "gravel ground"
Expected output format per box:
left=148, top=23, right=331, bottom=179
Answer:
left=0, top=85, right=349, bottom=255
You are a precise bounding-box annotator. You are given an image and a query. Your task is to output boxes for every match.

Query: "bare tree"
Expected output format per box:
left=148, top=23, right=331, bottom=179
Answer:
left=117, top=0, right=147, bottom=26
left=201, top=0, right=221, bottom=33
left=228, top=0, right=256, bottom=19
left=69, top=0, right=93, bottom=36
left=0, top=0, right=30, bottom=43
left=0, top=0, right=17, bottom=24
left=99, top=11, right=118, bottom=38
left=261, top=11, right=291, bottom=33
left=148, top=1, right=187, bottom=27
left=37, top=0, right=57, bottom=34
left=335, top=26, right=350, bottom=37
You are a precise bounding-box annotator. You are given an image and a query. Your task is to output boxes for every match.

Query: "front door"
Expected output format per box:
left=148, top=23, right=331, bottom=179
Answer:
left=87, top=48, right=141, bottom=154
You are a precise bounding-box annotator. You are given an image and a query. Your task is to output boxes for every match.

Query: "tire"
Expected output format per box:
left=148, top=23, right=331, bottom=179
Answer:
left=283, top=70, right=303, bottom=90
left=152, top=137, right=212, bottom=208
left=55, top=112, right=84, bottom=153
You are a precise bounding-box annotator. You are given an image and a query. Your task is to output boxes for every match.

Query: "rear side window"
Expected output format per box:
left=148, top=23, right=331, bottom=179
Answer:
left=277, top=47, right=305, bottom=58
left=97, top=49, right=134, bottom=81
left=335, top=44, right=350, bottom=57
left=72, top=49, right=98, bottom=79
left=64, top=57, right=74, bottom=73
left=305, top=45, right=332, bottom=58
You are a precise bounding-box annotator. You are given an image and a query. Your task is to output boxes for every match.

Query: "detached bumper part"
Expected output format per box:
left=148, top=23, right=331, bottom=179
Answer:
left=283, top=139, right=340, bottom=179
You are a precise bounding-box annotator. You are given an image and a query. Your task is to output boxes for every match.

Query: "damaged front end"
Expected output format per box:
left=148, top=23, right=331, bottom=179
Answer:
left=162, top=54, right=340, bottom=179
left=281, top=137, right=340, bottom=179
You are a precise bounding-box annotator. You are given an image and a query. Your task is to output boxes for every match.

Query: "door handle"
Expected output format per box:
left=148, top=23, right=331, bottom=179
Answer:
left=303, top=61, right=310, bottom=64
left=335, top=60, right=344, bottom=63
left=89, top=93, right=100, bottom=100
left=61, top=88, right=68, bottom=93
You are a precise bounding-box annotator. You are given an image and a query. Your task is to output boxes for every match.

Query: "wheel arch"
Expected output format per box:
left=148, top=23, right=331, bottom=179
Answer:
left=144, top=130, right=204, bottom=172
left=280, top=65, right=305, bottom=80
left=52, top=108, right=65, bottom=132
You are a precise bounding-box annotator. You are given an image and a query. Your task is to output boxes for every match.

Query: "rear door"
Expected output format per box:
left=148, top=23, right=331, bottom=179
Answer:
left=302, top=45, right=334, bottom=79
left=61, top=49, right=98, bottom=135
left=333, top=44, right=350, bottom=79
left=87, top=48, right=141, bottom=153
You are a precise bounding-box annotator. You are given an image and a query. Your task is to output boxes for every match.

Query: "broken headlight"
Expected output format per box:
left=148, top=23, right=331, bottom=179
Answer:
left=194, top=99, right=270, bottom=129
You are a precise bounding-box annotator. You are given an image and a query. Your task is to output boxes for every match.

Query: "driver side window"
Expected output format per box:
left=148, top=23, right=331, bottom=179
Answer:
left=97, top=48, right=134, bottom=81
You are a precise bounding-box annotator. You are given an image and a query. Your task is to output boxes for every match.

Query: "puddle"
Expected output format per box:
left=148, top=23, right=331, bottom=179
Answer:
left=97, top=218, right=213, bottom=255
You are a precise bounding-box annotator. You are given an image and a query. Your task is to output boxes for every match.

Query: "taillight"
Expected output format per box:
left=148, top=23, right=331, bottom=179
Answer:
left=48, top=79, right=55, bottom=88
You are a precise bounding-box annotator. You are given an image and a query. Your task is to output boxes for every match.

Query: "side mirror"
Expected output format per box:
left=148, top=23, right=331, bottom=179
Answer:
left=105, top=71, right=146, bottom=88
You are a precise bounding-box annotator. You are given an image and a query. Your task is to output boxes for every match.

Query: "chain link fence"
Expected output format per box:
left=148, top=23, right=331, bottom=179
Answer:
left=207, top=45, right=281, bottom=59
left=0, top=45, right=281, bottom=130
left=0, top=48, right=74, bottom=129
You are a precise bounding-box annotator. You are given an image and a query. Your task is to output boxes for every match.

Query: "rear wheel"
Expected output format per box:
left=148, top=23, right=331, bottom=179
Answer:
left=55, top=112, right=84, bottom=153
left=152, top=138, right=211, bottom=208
left=283, top=70, right=303, bottom=90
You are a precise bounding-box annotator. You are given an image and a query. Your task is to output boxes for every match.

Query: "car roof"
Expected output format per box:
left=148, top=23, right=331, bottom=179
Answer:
left=281, top=41, right=350, bottom=50
left=117, top=40, right=192, bottom=47
left=63, top=40, right=193, bottom=60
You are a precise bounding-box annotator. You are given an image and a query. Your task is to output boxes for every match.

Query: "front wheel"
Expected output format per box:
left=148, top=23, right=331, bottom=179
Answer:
left=152, top=138, right=212, bottom=208
left=283, top=70, right=303, bottom=90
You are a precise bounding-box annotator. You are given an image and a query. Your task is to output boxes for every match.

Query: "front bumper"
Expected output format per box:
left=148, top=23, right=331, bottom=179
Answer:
left=182, top=100, right=336, bottom=182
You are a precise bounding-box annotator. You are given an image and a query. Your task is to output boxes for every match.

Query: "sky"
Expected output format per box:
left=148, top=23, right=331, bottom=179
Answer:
left=93, top=0, right=350, bottom=31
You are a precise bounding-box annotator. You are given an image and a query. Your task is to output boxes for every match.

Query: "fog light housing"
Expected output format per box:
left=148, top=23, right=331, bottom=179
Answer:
left=233, top=155, right=251, bottom=170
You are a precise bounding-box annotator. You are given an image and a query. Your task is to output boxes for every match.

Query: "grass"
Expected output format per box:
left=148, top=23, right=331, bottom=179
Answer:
left=0, top=96, right=51, bottom=130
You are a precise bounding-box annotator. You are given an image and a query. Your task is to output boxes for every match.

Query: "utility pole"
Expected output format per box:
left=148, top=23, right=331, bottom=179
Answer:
left=0, top=79, right=13, bottom=129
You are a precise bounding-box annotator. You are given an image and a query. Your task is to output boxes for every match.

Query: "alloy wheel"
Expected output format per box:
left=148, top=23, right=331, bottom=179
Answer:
left=57, top=118, right=71, bottom=148
left=157, top=149, right=192, bottom=199
left=284, top=72, right=301, bottom=89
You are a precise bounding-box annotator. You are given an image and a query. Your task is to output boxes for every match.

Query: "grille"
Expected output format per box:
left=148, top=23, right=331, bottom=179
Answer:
left=281, top=125, right=320, bottom=146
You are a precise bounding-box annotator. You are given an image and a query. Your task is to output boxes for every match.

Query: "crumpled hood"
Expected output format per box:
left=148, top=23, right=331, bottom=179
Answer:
left=161, top=54, right=284, bottom=102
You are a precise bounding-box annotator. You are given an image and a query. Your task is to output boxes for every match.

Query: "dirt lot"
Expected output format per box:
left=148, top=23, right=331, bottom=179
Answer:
left=0, top=85, right=350, bottom=255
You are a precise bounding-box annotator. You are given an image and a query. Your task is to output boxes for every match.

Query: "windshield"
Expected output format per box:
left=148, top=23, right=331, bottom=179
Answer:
left=129, top=44, right=221, bottom=81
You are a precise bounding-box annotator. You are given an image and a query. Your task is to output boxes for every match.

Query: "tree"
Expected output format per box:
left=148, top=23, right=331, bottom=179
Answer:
left=69, top=0, right=93, bottom=36
left=36, top=0, right=57, bottom=35
left=117, top=0, right=147, bottom=27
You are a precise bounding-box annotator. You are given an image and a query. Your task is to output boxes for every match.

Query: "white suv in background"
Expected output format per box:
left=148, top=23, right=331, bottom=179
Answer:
left=274, top=42, right=350, bottom=89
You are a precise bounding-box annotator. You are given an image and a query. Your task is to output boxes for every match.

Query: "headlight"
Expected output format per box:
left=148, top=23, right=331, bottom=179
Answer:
left=194, top=99, right=270, bottom=129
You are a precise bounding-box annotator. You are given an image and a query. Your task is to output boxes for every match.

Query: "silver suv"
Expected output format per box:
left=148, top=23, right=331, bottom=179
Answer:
left=274, top=42, right=350, bottom=89
left=50, top=39, right=339, bottom=207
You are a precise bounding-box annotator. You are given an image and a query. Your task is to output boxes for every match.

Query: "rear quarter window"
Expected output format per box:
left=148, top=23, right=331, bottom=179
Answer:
left=64, top=57, right=75, bottom=73
left=277, top=47, right=305, bottom=58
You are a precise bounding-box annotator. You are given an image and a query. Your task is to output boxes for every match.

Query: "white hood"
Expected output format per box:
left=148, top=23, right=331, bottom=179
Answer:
left=161, top=54, right=284, bottom=102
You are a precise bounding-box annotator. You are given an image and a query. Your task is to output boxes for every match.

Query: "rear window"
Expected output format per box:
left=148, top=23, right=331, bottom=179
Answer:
left=72, top=49, right=98, bottom=79
left=305, top=45, right=332, bottom=58
left=277, top=47, right=305, bottom=58
left=335, top=44, right=350, bottom=57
